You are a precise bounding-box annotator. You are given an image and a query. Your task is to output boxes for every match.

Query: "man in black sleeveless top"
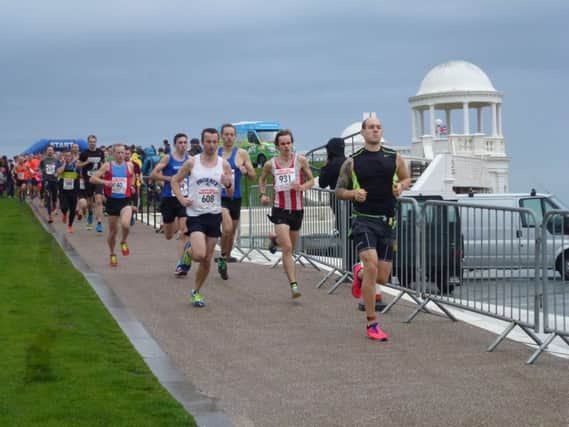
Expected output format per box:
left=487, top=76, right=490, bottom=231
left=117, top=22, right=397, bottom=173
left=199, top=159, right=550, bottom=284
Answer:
left=335, top=117, right=411, bottom=341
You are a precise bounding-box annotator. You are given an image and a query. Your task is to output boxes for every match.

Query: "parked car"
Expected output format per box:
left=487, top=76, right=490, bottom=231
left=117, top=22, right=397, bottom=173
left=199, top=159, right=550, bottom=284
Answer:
left=455, top=191, right=569, bottom=280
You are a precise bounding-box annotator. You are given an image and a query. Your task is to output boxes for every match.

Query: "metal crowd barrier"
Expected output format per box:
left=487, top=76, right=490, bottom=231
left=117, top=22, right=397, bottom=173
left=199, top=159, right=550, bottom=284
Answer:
left=528, top=210, right=569, bottom=363
left=405, top=200, right=543, bottom=358
left=380, top=197, right=428, bottom=313
left=135, top=176, right=162, bottom=230
left=239, top=185, right=274, bottom=262
left=296, top=187, right=351, bottom=291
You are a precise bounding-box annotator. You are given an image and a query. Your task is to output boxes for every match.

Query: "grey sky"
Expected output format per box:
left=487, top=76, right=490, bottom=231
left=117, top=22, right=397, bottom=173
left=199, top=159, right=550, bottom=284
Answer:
left=1, top=1, right=568, bottom=201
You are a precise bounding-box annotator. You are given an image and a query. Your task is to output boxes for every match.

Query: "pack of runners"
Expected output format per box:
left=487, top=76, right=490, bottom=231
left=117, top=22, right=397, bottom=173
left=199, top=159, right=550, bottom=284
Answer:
left=5, top=117, right=411, bottom=342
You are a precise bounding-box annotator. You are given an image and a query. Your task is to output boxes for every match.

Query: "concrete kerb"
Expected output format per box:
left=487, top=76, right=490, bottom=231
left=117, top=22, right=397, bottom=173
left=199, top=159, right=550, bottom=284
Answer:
left=30, top=203, right=232, bottom=427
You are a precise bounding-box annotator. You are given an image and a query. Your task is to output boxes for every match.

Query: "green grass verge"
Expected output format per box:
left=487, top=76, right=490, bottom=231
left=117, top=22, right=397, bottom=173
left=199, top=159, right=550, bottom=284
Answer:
left=0, top=199, right=196, bottom=427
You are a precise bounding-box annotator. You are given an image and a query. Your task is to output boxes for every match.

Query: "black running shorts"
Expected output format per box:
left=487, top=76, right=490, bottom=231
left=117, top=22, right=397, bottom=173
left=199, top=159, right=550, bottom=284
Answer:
left=268, top=207, right=304, bottom=231
left=160, top=196, right=186, bottom=224
left=186, top=213, right=222, bottom=238
left=351, top=216, right=395, bottom=262
left=221, top=197, right=242, bottom=220
left=105, top=197, right=132, bottom=216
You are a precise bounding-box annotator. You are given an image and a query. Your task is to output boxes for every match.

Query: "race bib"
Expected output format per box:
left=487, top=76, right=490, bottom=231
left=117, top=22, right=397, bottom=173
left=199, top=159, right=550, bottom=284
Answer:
left=111, top=177, right=127, bottom=195
left=274, top=167, right=296, bottom=192
left=63, top=178, right=75, bottom=190
left=87, top=157, right=101, bottom=175
left=79, top=178, right=85, bottom=190
left=17, top=172, right=25, bottom=180
left=197, top=188, right=219, bottom=210
left=46, top=164, right=56, bottom=175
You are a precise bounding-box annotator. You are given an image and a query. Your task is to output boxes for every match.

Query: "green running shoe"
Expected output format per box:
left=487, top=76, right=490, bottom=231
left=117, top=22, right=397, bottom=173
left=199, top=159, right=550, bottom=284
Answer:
left=191, top=290, right=205, bottom=307
left=218, top=258, right=228, bottom=280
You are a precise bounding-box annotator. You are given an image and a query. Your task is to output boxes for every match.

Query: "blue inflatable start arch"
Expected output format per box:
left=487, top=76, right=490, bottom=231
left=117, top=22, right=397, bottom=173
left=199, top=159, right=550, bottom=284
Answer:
left=22, top=138, right=88, bottom=155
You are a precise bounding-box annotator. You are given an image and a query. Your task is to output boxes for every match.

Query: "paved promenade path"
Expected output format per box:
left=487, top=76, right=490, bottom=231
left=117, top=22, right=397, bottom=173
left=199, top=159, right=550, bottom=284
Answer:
left=36, top=206, right=569, bottom=427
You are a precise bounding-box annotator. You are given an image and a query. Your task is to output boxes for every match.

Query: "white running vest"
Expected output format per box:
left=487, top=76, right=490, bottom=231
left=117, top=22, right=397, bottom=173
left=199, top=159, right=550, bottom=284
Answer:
left=186, top=154, right=224, bottom=217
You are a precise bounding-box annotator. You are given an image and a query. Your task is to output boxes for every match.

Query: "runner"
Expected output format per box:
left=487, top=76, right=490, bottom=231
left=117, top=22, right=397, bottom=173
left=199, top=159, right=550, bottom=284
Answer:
left=77, top=135, right=105, bottom=231
left=89, top=144, right=135, bottom=267
left=335, top=116, right=411, bottom=341
left=216, top=123, right=256, bottom=279
left=13, top=156, right=30, bottom=202
left=171, top=128, right=234, bottom=307
left=28, top=154, right=41, bottom=200
left=259, top=129, right=314, bottom=299
left=39, top=146, right=59, bottom=223
left=56, top=151, right=80, bottom=233
left=125, top=146, right=141, bottom=226
left=70, top=143, right=80, bottom=161
left=150, top=133, right=192, bottom=276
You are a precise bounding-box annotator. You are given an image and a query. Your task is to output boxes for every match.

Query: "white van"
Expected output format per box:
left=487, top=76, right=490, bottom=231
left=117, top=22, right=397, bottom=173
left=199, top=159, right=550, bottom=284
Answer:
left=455, top=191, right=569, bottom=279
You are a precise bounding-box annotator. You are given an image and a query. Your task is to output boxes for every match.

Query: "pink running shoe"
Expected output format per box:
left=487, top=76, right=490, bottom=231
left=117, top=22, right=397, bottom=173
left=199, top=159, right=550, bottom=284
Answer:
left=352, top=263, right=363, bottom=299
left=366, top=322, right=389, bottom=341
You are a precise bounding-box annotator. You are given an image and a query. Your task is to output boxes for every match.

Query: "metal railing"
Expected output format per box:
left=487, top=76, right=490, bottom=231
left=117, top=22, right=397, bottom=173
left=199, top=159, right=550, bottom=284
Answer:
left=528, top=210, right=569, bottom=363
left=406, top=200, right=543, bottom=361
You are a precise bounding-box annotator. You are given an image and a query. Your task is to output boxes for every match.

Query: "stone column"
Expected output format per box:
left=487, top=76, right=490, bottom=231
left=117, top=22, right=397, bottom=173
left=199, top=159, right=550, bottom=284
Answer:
left=491, top=103, right=497, bottom=136
left=419, top=110, right=424, bottom=136
left=445, top=109, right=451, bottom=134
left=477, top=107, right=483, bottom=133
left=463, top=102, right=469, bottom=135
left=498, top=103, right=503, bottom=136
left=429, top=104, right=436, bottom=137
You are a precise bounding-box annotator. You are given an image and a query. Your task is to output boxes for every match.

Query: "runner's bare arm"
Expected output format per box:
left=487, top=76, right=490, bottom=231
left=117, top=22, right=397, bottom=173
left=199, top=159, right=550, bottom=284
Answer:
left=221, top=159, right=235, bottom=198
left=258, top=160, right=272, bottom=195
left=55, top=162, right=65, bottom=176
left=76, top=155, right=91, bottom=169
left=171, top=158, right=193, bottom=206
left=335, top=158, right=356, bottom=201
left=150, top=155, right=171, bottom=182
left=88, top=163, right=111, bottom=187
left=258, top=160, right=272, bottom=204
left=238, top=148, right=256, bottom=180
left=393, top=153, right=411, bottom=197
left=295, top=155, right=314, bottom=191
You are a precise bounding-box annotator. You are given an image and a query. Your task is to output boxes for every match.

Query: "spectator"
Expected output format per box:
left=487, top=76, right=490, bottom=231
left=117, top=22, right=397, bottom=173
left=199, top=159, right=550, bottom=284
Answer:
left=318, top=137, right=353, bottom=268
left=188, top=138, right=202, bottom=156
left=163, top=139, right=171, bottom=155
left=7, top=158, right=15, bottom=197
left=0, top=157, right=7, bottom=197
left=318, top=137, right=346, bottom=190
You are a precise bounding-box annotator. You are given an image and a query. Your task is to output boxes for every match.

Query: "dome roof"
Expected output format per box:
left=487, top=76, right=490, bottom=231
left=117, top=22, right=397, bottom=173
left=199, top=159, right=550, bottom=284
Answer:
left=416, top=60, right=496, bottom=96
left=341, top=121, right=363, bottom=142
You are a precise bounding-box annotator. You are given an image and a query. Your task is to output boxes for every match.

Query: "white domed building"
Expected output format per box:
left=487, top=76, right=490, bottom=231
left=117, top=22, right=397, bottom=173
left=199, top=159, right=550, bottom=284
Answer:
left=408, top=60, right=510, bottom=194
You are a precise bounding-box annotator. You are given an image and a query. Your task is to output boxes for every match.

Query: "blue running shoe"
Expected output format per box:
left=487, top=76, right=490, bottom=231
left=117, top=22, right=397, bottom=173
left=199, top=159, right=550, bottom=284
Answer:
left=175, top=261, right=188, bottom=277
left=87, top=210, right=93, bottom=225
left=191, top=290, right=205, bottom=307
left=96, top=222, right=103, bottom=233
